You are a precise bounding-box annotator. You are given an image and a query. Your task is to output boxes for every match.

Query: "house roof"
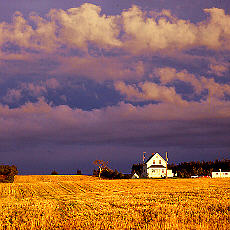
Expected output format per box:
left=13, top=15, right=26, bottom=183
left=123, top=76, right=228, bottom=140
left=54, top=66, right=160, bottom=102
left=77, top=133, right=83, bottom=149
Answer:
left=131, top=173, right=139, bottom=178
left=145, top=152, right=166, bottom=164
left=147, top=165, right=166, bottom=169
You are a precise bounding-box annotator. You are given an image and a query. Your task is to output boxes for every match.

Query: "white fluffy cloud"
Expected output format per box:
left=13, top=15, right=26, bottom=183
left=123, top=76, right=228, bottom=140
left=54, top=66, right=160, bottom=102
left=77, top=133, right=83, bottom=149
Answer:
left=0, top=4, right=230, bottom=82
left=208, top=63, right=229, bottom=76
left=122, top=6, right=230, bottom=54
left=154, top=67, right=230, bottom=99
left=49, top=56, right=144, bottom=81
left=0, top=3, right=121, bottom=54
left=48, top=4, right=121, bottom=50
left=3, top=78, right=60, bottom=103
left=115, top=81, right=187, bottom=105
left=0, top=11, right=58, bottom=52
left=0, top=4, right=230, bottom=55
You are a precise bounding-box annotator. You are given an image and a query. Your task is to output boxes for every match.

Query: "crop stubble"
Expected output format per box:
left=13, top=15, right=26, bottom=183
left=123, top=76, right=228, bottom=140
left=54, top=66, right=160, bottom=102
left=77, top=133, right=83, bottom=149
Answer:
left=0, top=176, right=229, bottom=229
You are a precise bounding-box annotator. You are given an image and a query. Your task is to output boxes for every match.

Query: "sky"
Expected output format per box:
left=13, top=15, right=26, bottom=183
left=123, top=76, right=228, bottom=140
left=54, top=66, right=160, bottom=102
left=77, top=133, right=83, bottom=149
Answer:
left=0, top=0, right=230, bottom=175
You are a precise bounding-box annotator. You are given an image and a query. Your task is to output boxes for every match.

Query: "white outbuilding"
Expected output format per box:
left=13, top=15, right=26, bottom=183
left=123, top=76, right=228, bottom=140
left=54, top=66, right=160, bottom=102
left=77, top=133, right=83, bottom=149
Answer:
left=131, top=173, right=140, bottom=179
left=212, top=169, right=230, bottom=178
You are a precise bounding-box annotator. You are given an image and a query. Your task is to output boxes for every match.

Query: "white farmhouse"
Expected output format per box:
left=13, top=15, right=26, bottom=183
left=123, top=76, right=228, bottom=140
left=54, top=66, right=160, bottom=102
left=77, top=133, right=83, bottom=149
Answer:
left=142, top=153, right=174, bottom=178
left=212, top=169, right=230, bottom=178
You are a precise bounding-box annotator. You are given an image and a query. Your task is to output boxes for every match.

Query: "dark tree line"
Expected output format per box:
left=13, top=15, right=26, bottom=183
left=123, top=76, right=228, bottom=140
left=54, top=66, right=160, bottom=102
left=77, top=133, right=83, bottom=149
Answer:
left=0, top=165, right=18, bottom=183
left=131, top=159, right=230, bottom=178
left=131, top=163, right=144, bottom=177
left=169, top=159, right=230, bottom=178
left=50, top=169, right=82, bottom=175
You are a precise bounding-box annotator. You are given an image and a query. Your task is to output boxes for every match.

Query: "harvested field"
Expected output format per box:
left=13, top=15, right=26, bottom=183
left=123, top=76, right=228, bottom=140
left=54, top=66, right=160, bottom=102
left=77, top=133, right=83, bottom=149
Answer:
left=13, top=175, right=97, bottom=183
left=0, top=176, right=229, bottom=229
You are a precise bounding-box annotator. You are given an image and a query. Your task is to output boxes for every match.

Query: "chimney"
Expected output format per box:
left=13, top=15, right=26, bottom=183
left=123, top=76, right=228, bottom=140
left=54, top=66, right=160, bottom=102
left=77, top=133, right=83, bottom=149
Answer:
left=166, top=152, right=168, bottom=179
left=143, top=152, right=146, bottom=163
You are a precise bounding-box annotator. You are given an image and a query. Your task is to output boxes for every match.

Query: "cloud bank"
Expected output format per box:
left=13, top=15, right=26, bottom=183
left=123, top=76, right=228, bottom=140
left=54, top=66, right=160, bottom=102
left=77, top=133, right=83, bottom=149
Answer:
left=1, top=5, right=230, bottom=54
left=0, top=4, right=229, bottom=81
left=0, top=3, right=230, bottom=170
left=0, top=97, right=230, bottom=148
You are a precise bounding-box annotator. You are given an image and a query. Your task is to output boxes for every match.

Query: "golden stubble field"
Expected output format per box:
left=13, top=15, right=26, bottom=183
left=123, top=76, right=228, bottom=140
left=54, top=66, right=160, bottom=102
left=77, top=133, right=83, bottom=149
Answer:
left=0, top=175, right=229, bottom=230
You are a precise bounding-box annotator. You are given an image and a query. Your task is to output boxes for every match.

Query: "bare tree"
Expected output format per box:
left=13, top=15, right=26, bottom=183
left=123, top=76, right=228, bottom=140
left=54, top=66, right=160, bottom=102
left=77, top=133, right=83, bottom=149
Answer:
left=93, top=160, right=109, bottom=178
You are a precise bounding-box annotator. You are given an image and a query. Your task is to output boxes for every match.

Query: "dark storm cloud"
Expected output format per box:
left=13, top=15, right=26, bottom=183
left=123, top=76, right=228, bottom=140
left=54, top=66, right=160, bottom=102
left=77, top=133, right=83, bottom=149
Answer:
left=0, top=99, right=229, bottom=149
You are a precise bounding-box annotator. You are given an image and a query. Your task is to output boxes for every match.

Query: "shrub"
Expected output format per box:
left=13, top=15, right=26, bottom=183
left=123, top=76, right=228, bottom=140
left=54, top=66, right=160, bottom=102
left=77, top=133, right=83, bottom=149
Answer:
left=99, top=167, right=126, bottom=179
left=51, top=170, right=58, bottom=175
left=0, top=165, right=18, bottom=183
left=76, top=170, right=82, bottom=175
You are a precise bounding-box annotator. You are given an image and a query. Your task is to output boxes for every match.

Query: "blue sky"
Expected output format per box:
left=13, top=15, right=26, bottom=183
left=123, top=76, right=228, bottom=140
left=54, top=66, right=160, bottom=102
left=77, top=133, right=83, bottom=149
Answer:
left=0, top=0, right=229, bottom=174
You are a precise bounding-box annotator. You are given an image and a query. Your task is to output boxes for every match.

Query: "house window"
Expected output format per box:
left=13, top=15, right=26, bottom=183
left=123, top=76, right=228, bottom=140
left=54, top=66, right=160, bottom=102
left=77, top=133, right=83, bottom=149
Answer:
left=216, top=173, right=218, bottom=175
left=153, top=160, right=155, bottom=164
left=225, top=173, right=228, bottom=175
left=162, top=170, right=164, bottom=173
left=152, top=170, right=155, bottom=173
left=159, top=160, right=161, bottom=164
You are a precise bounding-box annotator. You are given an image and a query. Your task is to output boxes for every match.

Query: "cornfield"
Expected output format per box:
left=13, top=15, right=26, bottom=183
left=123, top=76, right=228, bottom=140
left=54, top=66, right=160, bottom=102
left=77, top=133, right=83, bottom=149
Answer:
left=0, top=175, right=229, bottom=229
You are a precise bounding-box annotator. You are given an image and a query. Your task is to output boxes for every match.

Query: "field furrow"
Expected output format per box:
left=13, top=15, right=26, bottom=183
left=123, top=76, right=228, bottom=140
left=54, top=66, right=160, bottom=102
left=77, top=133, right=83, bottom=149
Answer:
left=0, top=176, right=229, bottom=230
